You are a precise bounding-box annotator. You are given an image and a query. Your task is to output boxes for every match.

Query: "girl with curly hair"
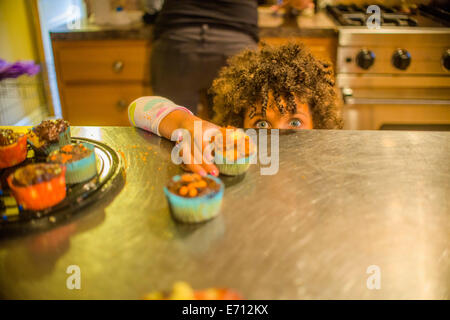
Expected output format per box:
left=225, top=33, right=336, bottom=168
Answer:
left=211, top=42, right=342, bottom=130
left=129, top=42, right=343, bottom=176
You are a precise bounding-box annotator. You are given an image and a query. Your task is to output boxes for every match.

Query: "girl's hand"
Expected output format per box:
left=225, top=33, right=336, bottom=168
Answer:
left=179, top=115, right=221, bottom=177
left=159, top=110, right=220, bottom=177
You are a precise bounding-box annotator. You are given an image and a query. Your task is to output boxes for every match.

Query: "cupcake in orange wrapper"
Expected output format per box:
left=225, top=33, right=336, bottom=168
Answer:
left=143, top=282, right=242, bottom=300
left=214, top=127, right=256, bottom=176
left=7, top=163, right=66, bottom=211
left=0, top=129, right=28, bottom=169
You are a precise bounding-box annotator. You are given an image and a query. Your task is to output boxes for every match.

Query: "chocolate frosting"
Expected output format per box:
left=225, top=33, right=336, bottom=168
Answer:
left=32, top=119, right=69, bottom=143
left=12, top=163, right=63, bottom=187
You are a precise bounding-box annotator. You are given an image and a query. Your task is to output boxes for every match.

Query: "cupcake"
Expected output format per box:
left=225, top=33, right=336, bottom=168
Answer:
left=27, top=119, right=70, bottom=156
left=7, top=163, right=66, bottom=211
left=47, top=143, right=97, bottom=184
left=214, top=128, right=256, bottom=176
left=164, top=173, right=224, bottom=223
left=0, top=129, right=28, bottom=169
left=143, top=282, right=242, bottom=300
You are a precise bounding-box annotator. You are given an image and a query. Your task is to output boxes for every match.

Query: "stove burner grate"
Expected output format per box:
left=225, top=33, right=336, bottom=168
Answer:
left=419, top=4, right=450, bottom=27
left=327, top=4, right=419, bottom=27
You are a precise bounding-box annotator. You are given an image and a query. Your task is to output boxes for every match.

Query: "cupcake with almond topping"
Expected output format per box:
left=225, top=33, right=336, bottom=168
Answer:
left=47, top=143, right=97, bottom=184
left=164, top=173, right=224, bottom=223
left=27, top=119, right=70, bottom=156
left=214, top=128, right=256, bottom=176
left=0, top=129, right=28, bottom=169
left=7, top=163, right=66, bottom=211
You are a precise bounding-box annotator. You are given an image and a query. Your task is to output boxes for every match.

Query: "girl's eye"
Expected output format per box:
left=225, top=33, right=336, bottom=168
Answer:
left=289, top=119, right=302, bottom=128
left=255, top=120, right=270, bottom=129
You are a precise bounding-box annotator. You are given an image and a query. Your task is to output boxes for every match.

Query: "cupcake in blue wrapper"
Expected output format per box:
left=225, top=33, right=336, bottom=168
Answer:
left=214, top=128, right=256, bottom=176
left=164, top=173, right=224, bottom=223
left=47, top=143, right=97, bottom=184
left=27, top=119, right=71, bottom=156
left=214, top=152, right=256, bottom=176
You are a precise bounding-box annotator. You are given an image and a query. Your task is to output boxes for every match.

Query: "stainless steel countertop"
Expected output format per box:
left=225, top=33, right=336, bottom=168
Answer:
left=0, top=127, right=449, bottom=299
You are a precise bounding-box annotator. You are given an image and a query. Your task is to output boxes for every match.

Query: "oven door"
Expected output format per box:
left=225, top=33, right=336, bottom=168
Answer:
left=338, top=75, right=450, bottom=130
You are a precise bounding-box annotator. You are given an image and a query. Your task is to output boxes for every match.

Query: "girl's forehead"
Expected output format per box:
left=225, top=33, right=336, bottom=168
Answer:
left=251, top=98, right=309, bottom=115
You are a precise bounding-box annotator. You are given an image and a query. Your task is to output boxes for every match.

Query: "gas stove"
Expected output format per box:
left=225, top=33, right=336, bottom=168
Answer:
left=326, top=3, right=450, bottom=75
left=326, top=3, right=448, bottom=28
left=327, top=3, right=450, bottom=131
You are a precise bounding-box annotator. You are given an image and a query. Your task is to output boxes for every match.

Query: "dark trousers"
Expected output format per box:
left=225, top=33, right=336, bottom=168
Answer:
left=151, top=25, right=257, bottom=115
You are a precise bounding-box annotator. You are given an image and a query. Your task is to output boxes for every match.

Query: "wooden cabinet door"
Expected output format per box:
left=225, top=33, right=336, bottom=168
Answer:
left=53, top=40, right=150, bottom=83
left=62, top=84, right=151, bottom=126
left=260, top=37, right=337, bottom=66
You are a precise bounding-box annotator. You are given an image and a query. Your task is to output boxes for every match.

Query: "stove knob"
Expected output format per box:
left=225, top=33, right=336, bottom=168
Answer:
left=442, top=49, right=450, bottom=71
left=392, top=49, right=411, bottom=70
left=356, top=49, right=375, bottom=70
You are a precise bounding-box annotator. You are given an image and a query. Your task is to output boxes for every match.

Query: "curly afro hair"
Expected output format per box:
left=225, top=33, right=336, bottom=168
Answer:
left=209, top=42, right=343, bottom=129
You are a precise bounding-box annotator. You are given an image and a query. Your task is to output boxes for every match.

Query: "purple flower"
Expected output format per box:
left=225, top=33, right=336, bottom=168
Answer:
left=0, top=59, right=40, bottom=80
left=0, top=59, right=10, bottom=75
left=0, top=59, right=8, bottom=70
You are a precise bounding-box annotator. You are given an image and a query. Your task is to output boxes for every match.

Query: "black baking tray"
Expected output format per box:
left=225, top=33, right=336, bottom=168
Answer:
left=0, top=137, right=123, bottom=237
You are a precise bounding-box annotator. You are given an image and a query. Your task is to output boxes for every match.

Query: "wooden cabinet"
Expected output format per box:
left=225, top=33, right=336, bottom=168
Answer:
left=52, top=40, right=151, bottom=126
left=62, top=84, right=148, bottom=126
left=260, top=37, right=337, bottom=67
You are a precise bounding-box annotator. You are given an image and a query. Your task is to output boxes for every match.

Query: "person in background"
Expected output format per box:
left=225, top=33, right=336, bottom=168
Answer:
left=150, top=0, right=314, bottom=117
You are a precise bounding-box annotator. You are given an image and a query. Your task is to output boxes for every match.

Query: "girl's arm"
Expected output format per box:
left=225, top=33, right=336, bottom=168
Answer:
left=128, top=97, right=219, bottom=176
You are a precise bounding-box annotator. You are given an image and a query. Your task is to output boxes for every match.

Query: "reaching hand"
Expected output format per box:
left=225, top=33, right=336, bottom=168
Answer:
left=177, top=117, right=221, bottom=177
left=159, top=111, right=256, bottom=177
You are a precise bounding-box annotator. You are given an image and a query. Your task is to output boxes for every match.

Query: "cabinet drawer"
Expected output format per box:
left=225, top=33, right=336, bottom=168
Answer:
left=260, top=37, right=337, bottom=65
left=54, top=40, right=150, bottom=83
left=62, top=84, right=151, bottom=126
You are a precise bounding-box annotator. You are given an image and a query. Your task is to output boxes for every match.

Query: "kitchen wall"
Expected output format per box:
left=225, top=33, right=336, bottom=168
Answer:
left=0, top=1, right=39, bottom=61
left=37, top=0, right=86, bottom=119
left=0, top=0, right=46, bottom=125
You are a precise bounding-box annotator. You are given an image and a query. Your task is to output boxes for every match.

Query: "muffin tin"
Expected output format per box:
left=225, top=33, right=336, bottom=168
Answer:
left=0, top=137, right=122, bottom=237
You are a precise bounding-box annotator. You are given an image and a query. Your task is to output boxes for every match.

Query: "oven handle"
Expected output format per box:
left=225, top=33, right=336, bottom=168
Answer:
left=342, top=89, right=450, bottom=105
